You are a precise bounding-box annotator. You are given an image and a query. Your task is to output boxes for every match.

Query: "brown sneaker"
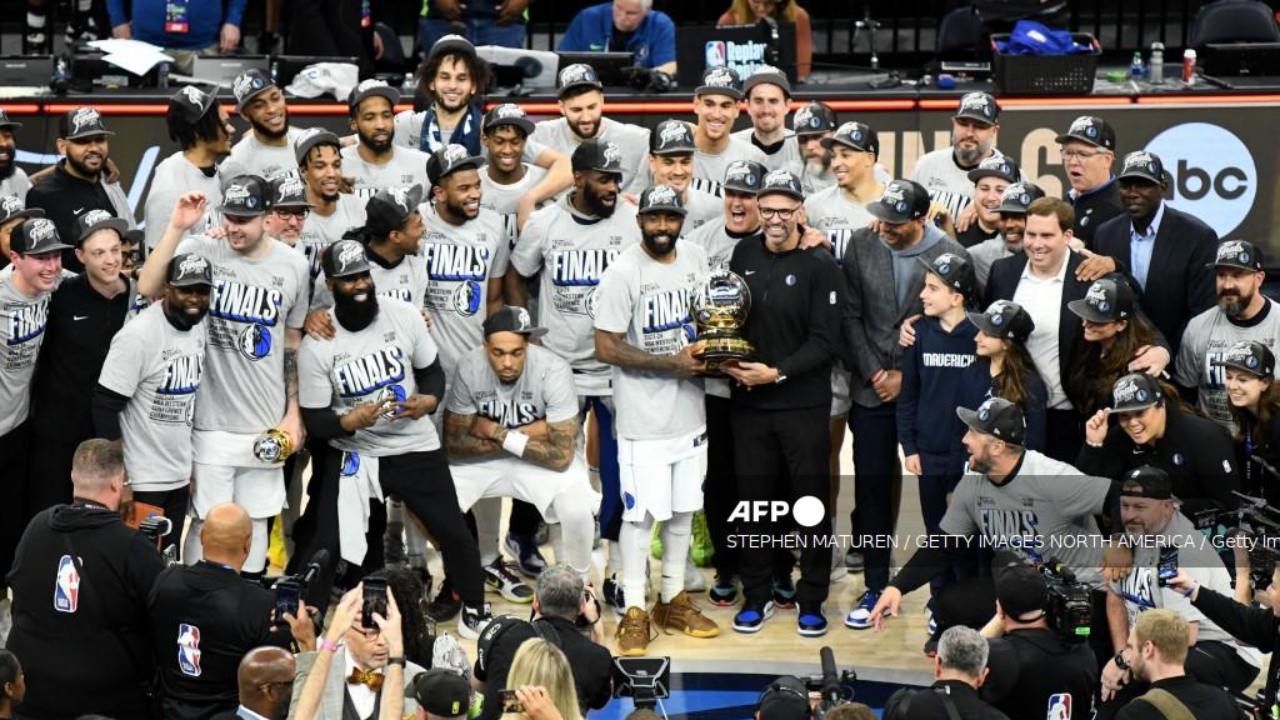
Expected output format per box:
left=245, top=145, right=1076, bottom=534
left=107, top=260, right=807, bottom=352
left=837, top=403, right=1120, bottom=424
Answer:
left=652, top=590, right=721, bottom=638
left=616, top=607, right=653, bottom=656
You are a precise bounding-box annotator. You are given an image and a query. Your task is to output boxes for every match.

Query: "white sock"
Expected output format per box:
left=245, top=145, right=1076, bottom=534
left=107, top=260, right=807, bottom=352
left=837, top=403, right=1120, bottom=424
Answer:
left=606, top=540, right=621, bottom=577
left=472, top=497, right=502, bottom=566
left=620, top=517, right=653, bottom=611
left=183, top=518, right=204, bottom=566
left=660, top=511, right=693, bottom=603
left=405, top=511, right=428, bottom=568
left=550, top=490, right=594, bottom=578
left=243, top=518, right=269, bottom=574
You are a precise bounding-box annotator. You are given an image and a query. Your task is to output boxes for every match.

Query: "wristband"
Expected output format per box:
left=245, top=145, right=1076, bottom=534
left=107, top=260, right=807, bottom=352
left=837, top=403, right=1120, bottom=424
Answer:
left=1182, top=582, right=1198, bottom=599
left=387, top=656, right=406, bottom=668
left=502, top=430, right=529, bottom=457
left=320, top=637, right=341, bottom=654
left=1086, top=440, right=1104, bottom=448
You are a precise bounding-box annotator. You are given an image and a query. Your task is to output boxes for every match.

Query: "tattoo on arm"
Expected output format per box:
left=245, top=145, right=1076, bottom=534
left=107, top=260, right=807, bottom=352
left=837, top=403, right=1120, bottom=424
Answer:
left=596, top=331, right=674, bottom=373
left=520, top=418, right=578, bottom=472
left=284, top=348, right=299, bottom=402
left=444, top=412, right=501, bottom=459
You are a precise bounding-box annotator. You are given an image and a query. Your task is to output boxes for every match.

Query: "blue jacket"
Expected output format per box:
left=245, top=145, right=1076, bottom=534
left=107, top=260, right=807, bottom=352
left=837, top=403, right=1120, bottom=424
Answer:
left=108, top=0, right=247, bottom=50
left=897, top=316, right=978, bottom=459
left=557, top=2, right=676, bottom=69
left=957, top=358, right=1049, bottom=453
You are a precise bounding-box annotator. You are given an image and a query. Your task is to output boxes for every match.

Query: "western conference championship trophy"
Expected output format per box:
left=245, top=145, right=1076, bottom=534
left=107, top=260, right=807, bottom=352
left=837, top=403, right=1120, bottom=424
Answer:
left=692, top=269, right=755, bottom=374
left=253, top=428, right=294, bottom=464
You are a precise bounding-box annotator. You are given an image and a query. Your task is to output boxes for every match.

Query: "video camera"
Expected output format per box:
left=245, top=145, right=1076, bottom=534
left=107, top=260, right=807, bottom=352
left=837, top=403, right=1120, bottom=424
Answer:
left=137, top=514, right=177, bottom=565
left=270, top=549, right=329, bottom=631
left=1191, top=488, right=1280, bottom=586
left=1039, top=558, right=1092, bottom=644
left=803, top=647, right=858, bottom=719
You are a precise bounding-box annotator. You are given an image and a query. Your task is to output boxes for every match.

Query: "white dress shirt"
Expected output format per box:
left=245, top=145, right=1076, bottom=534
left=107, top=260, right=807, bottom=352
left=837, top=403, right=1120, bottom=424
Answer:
left=344, top=649, right=383, bottom=719
left=1013, top=252, right=1072, bottom=410
left=236, top=706, right=271, bottom=720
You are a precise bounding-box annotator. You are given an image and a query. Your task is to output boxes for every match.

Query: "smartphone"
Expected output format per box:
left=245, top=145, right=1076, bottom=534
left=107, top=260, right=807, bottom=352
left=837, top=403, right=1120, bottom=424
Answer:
left=1157, top=547, right=1179, bottom=587
left=362, top=578, right=388, bottom=628
left=274, top=578, right=301, bottom=621
left=499, top=689, right=522, bottom=713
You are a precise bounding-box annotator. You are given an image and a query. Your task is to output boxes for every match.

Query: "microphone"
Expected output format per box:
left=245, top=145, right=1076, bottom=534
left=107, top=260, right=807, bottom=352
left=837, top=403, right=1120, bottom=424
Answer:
left=818, top=646, right=840, bottom=707
left=301, top=548, right=330, bottom=586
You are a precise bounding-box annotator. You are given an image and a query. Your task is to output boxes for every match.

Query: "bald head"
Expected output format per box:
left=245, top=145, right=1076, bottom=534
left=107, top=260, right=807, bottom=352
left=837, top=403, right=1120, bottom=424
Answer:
left=200, top=503, right=252, bottom=568
left=239, top=646, right=295, bottom=718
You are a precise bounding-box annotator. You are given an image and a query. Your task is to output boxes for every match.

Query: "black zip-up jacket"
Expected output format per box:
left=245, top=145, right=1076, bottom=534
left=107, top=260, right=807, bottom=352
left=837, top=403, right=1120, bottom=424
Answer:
left=1190, top=584, right=1280, bottom=716
left=728, top=234, right=844, bottom=410
left=6, top=502, right=165, bottom=720
left=25, top=161, right=128, bottom=273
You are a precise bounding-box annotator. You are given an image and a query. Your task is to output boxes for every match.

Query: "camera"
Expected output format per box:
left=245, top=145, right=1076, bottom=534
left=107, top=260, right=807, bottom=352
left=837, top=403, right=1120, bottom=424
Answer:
left=270, top=549, right=329, bottom=629
left=611, top=657, right=670, bottom=710
left=1192, top=489, right=1280, bottom=588
left=137, top=514, right=176, bottom=565
left=1039, top=558, right=1092, bottom=644
left=802, top=647, right=857, bottom=719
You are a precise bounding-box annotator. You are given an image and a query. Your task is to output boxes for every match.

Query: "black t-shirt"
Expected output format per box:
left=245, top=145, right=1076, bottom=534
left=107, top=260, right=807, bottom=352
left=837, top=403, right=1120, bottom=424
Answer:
left=24, top=162, right=123, bottom=273
left=957, top=221, right=999, bottom=248
left=982, top=628, right=1099, bottom=720
left=1114, top=675, right=1239, bottom=720
left=475, top=615, right=612, bottom=720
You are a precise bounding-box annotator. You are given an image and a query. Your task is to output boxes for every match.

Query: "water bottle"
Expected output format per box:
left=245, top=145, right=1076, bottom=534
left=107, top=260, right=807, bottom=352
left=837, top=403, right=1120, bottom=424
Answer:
left=1182, top=48, right=1197, bottom=83
left=1149, top=43, right=1165, bottom=84
left=1130, top=51, right=1145, bottom=79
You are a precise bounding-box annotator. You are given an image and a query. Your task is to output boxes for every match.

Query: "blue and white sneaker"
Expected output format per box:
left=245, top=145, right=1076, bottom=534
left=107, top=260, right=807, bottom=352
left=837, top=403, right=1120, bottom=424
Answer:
left=504, top=532, right=548, bottom=578
left=797, top=603, right=828, bottom=637
left=844, top=590, right=884, bottom=629
left=732, top=601, right=775, bottom=634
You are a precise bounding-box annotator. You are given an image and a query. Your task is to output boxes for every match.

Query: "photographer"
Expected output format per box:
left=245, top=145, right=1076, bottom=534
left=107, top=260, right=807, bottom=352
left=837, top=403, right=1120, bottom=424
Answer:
left=148, top=503, right=311, bottom=720
left=979, top=563, right=1098, bottom=720
left=475, top=565, right=611, bottom=720
left=884, top=626, right=1011, bottom=720
left=1113, top=610, right=1240, bottom=720
left=1096, top=466, right=1260, bottom=720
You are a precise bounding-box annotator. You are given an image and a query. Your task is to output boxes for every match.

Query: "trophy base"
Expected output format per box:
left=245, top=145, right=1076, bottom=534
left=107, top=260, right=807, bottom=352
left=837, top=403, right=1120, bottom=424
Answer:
left=693, top=338, right=755, bottom=376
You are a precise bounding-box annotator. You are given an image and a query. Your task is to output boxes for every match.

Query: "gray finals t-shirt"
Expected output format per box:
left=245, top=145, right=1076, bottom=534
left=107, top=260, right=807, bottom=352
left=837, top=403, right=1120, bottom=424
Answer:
left=480, top=164, right=549, bottom=216
left=730, top=128, right=803, bottom=175
left=311, top=251, right=430, bottom=312
left=419, top=203, right=512, bottom=373
left=176, top=234, right=310, bottom=433
left=0, top=279, right=51, bottom=435
left=911, top=146, right=1014, bottom=222
left=339, top=144, right=431, bottom=201
left=531, top=117, right=650, bottom=195
left=942, top=449, right=1110, bottom=588
left=299, top=298, right=441, bottom=455
left=222, top=127, right=307, bottom=182
left=804, top=184, right=877, bottom=234
left=97, top=303, right=206, bottom=490
left=509, top=195, right=641, bottom=396
left=447, top=343, right=578, bottom=442
left=1175, top=299, right=1280, bottom=432
left=144, top=151, right=223, bottom=249
left=692, top=137, right=769, bottom=197
left=682, top=188, right=722, bottom=233
left=594, top=242, right=709, bottom=440
left=296, top=193, right=368, bottom=280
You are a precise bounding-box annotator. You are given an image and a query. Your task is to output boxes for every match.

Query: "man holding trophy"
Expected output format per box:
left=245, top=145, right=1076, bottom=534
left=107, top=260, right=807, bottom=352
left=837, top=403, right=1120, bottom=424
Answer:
left=723, top=170, right=845, bottom=637
left=137, top=179, right=310, bottom=580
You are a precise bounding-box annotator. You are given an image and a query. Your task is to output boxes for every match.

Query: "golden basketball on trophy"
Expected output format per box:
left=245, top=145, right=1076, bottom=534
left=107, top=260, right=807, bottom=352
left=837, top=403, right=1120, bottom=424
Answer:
left=253, top=428, right=294, bottom=464
left=692, top=269, right=755, bottom=374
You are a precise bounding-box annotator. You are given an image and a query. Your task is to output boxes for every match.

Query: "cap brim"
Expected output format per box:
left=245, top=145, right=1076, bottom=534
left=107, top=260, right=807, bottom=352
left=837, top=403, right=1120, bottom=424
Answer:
left=485, top=118, right=536, bottom=136
left=1116, top=171, right=1161, bottom=184
left=487, top=326, right=549, bottom=339
left=21, top=241, right=72, bottom=255
left=1055, top=132, right=1102, bottom=148
left=723, top=182, right=760, bottom=194
left=218, top=206, right=268, bottom=218
left=351, top=89, right=400, bottom=111
left=757, top=187, right=803, bottom=202
left=650, top=145, right=696, bottom=156
left=695, top=86, right=743, bottom=100
left=995, top=202, right=1028, bottom=215
left=0, top=208, right=44, bottom=226
left=79, top=218, right=131, bottom=244
left=434, top=156, right=487, bottom=184
left=235, top=85, right=274, bottom=113
left=1066, top=298, right=1115, bottom=323
left=820, top=137, right=874, bottom=153
left=967, top=168, right=1016, bottom=183
left=967, top=311, right=1005, bottom=338
left=638, top=204, right=688, bottom=217
left=866, top=202, right=908, bottom=223
left=64, top=130, right=116, bottom=140
left=1107, top=400, right=1159, bottom=415
left=953, top=111, right=996, bottom=126
left=1207, top=260, right=1261, bottom=271
left=0, top=120, right=23, bottom=129
left=169, top=277, right=213, bottom=288
left=274, top=198, right=317, bottom=208
left=1210, top=358, right=1269, bottom=376
left=955, top=406, right=985, bottom=432
left=428, top=38, right=478, bottom=63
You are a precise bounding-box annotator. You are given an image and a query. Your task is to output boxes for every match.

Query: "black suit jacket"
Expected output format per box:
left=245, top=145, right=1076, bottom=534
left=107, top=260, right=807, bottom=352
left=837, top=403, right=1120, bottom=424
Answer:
left=1092, top=203, right=1218, bottom=357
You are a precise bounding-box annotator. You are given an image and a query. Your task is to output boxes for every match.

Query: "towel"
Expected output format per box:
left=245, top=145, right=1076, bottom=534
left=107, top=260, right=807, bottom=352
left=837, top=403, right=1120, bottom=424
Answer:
left=336, top=450, right=382, bottom=566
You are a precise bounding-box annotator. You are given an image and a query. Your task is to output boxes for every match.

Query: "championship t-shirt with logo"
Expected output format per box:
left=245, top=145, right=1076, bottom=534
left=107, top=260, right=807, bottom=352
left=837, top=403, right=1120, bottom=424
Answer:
left=480, top=164, right=549, bottom=216
left=311, top=251, right=430, bottom=311
left=176, top=235, right=310, bottom=433
left=692, top=138, right=769, bottom=198
left=97, top=303, right=206, bottom=490
left=0, top=279, right=51, bottom=435
left=144, top=151, right=223, bottom=249
left=418, top=203, right=512, bottom=372
left=510, top=196, right=640, bottom=395
left=222, top=127, right=307, bottom=182
left=299, top=297, right=441, bottom=455
left=339, top=145, right=431, bottom=200
left=594, top=242, right=709, bottom=440
left=800, top=164, right=836, bottom=196
left=446, top=343, right=579, bottom=460
left=942, top=449, right=1109, bottom=588
left=910, top=146, right=1013, bottom=223
left=804, top=184, right=877, bottom=234
left=730, top=128, right=803, bottom=175
left=530, top=117, right=651, bottom=194
left=296, top=193, right=368, bottom=280
left=1175, top=299, right=1280, bottom=432
left=682, top=188, right=723, bottom=233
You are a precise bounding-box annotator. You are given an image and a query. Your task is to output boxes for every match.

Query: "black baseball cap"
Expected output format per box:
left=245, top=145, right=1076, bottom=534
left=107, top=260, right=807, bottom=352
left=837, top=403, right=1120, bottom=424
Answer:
left=1208, top=240, right=1263, bottom=272
left=365, top=185, right=424, bottom=237
left=695, top=65, right=743, bottom=100
left=10, top=217, right=71, bottom=256
left=954, top=92, right=1000, bottom=126
left=1056, top=115, right=1116, bottom=151
left=412, top=669, right=471, bottom=719
left=426, top=33, right=477, bottom=64
left=1120, top=465, right=1174, bottom=500
left=1212, top=340, right=1276, bottom=378
left=167, top=253, right=213, bottom=288
left=1067, top=277, right=1136, bottom=323
left=638, top=184, right=686, bottom=216
left=956, top=397, right=1027, bottom=445
left=0, top=195, right=43, bottom=226
left=75, top=208, right=129, bottom=246
left=347, top=79, right=399, bottom=115
left=867, top=179, right=929, bottom=224
left=571, top=139, right=624, bottom=176
left=482, top=103, right=535, bottom=136
left=821, top=121, right=878, bottom=156
left=791, top=102, right=837, bottom=136
left=483, top=305, right=547, bottom=338
left=994, top=563, right=1049, bottom=620
left=322, top=239, right=372, bottom=278
left=556, top=63, right=603, bottom=99
left=968, top=300, right=1035, bottom=344
left=427, top=144, right=485, bottom=185
left=917, top=252, right=976, bottom=299
left=270, top=175, right=314, bottom=209
left=996, top=182, right=1044, bottom=215
left=1117, top=150, right=1165, bottom=185
left=1108, top=373, right=1164, bottom=414
left=0, top=107, right=23, bottom=129
left=219, top=175, right=272, bottom=217
left=723, top=160, right=766, bottom=194
left=742, top=65, right=791, bottom=98
left=967, top=155, right=1019, bottom=184
left=649, top=120, right=696, bottom=156
left=757, top=170, right=804, bottom=202
left=232, top=68, right=275, bottom=113
left=167, top=86, right=217, bottom=125
left=59, top=106, right=114, bottom=140
left=294, top=128, right=342, bottom=166
left=756, top=676, right=810, bottom=720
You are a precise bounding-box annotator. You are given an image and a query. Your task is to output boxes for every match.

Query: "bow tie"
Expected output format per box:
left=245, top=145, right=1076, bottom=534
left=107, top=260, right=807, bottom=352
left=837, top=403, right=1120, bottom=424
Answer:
left=347, top=668, right=384, bottom=692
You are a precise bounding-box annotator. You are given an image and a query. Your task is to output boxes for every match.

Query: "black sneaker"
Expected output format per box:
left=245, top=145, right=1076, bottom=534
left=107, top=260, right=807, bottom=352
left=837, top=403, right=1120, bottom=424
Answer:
left=602, top=573, right=625, bottom=616
left=772, top=575, right=797, bottom=609
left=709, top=574, right=738, bottom=607
left=844, top=549, right=865, bottom=571
left=503, top=532, right=548, bottom=578
left=425, top=579, right=462, bottom=623
left=458, top=602, right=493, bottom=640
left=484, top=558, right=534, bottom=603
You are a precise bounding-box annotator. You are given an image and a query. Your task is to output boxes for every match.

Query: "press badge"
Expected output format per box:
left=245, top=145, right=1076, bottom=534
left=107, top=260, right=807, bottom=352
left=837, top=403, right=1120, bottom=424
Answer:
left=165, top=0, right=190, bottom=33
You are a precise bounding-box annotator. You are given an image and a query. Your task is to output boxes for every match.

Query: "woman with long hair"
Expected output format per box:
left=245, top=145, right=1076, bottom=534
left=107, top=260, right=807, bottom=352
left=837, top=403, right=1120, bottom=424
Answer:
left=963, top=300, right=1048, bottom=451
left=716, top=0, right=813, bottom=79
left=1221, top=341, right=1280, bottom=503
left=1067, top=277, right=1159, bottom=419
left=0, top=650, right=24, bottom=720
left=503, top=639, right=581, bottom=720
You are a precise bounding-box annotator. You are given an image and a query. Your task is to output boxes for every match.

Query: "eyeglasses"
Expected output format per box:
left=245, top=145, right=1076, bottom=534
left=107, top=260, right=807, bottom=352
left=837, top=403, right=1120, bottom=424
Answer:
left=274, top=208, right=310, bottom=219
left=759, top=206, right=799, bottom=220
left=1061, top=149, right=1107, bottom=161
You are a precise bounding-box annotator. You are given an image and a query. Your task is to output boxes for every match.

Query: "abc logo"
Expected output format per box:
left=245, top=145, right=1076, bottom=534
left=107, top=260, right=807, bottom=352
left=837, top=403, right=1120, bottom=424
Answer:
left=1144, top=122, right=1255, bottom=237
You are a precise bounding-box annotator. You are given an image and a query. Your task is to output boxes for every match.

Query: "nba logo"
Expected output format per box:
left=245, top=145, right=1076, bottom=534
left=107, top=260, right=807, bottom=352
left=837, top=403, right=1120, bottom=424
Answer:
left=1046, top=693, right=1071, bottom=720
left=177, top=624, right=203, bottom=677
left=53, top=555, right=79, bottom=614
left=705, top=41, right=726, bottom=68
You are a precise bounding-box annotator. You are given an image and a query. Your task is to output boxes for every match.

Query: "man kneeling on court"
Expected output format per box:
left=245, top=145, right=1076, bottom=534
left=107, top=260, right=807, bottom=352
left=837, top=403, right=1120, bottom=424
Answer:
left=443, top=306, right=598, bottom=582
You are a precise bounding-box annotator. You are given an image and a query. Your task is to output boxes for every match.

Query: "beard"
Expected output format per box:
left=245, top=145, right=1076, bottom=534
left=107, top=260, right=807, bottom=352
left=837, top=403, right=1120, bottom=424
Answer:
left=1220, top=288, right=1253, bottom=317
left=581, top=187, right=616, bottom=218
left=163, top=299, right=209, bottom=331
left=446, top=196, right=476, bottom=221
left=357, top=129, right=392, bottom=154
left=641, top=229, right=678, bottom=256
left=334, top=286, right=380, bottom=331
left=954, top=137, right=993, bottom=168
left=569, top=118, right=599, bottom=140
left=67, top=151, right=104, bottom=179
left=0, top=154, right=14, bottom=181
left=249, top=113, right=290, bottom=141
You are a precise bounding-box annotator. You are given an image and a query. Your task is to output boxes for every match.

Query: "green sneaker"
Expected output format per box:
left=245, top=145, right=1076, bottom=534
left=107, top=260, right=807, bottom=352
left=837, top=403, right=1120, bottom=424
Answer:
left=691, top=510, right=714, bottom=567
left=650, top=521, right=664, bottom=560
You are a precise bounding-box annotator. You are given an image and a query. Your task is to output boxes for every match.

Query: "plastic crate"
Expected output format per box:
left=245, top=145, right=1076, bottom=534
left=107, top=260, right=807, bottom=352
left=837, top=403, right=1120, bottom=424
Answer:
left=990, top=33, right=1102, bottom=95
